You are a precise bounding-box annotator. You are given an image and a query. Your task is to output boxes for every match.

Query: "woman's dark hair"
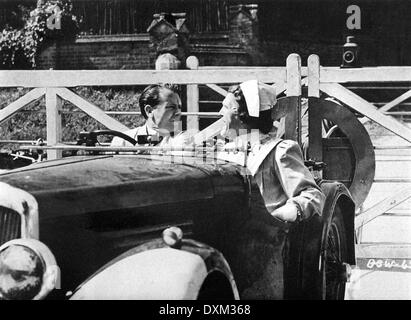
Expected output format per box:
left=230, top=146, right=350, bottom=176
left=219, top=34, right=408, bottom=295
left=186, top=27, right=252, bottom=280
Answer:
left=139, top=83, right=179, bottom=119
left=228, top=85, right=273, bottom=134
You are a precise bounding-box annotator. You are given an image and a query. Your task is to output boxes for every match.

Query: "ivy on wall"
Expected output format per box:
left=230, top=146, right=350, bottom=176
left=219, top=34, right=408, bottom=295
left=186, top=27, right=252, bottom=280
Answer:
left=0, top=0, right=79, bottom=69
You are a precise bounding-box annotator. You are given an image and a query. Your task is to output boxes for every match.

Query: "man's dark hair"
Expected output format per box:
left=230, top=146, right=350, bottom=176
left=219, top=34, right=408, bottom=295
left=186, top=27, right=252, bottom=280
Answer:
left=139, top=83, right=179, bottom=119
left=228, top=85, right=273, bottom=134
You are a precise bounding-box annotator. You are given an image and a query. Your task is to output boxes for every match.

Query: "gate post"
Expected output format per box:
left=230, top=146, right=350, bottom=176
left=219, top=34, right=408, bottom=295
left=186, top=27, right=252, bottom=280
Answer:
left=186, top=56, right=200, bottom=133
left=46, top=88, right=62, bottom=160
left=285, top=53, right=302, bottom=145
left=307, top=54, right=323, bottom=165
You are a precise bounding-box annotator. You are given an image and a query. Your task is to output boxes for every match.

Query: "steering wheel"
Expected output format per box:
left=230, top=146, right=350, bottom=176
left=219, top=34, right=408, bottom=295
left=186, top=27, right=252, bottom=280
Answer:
left=76, top=130, right=138, bottom=147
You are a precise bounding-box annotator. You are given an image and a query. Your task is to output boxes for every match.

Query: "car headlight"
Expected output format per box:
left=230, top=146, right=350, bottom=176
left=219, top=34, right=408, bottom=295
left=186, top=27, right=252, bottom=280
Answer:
left=0, top=239, right=59, bottom=300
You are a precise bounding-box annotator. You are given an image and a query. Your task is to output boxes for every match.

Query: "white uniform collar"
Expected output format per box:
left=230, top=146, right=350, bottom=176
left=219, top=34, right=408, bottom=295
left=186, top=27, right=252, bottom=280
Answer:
left=217, top=129, right=280, bottom=174
left=225, top=128, right=278, bottom=151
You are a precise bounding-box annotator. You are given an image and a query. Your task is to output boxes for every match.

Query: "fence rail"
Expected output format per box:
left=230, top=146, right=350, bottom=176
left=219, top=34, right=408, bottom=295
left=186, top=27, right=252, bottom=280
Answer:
left=1, top=66, right=410, bottom=86
left=0, top=68, right=287, bottom=88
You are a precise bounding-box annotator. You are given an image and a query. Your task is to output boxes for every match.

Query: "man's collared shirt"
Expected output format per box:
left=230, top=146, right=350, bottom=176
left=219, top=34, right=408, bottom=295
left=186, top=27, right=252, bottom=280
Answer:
left=110, top=123, right=186, bottom=148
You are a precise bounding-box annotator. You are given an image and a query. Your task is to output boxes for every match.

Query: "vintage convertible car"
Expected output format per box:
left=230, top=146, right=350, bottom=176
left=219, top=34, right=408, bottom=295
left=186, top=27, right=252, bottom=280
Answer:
left=0, top=97, right=374, bottom=300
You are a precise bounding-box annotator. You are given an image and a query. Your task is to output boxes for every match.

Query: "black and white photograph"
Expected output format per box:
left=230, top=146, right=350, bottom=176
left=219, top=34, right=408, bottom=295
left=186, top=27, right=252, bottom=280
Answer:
left=0, top=0, right=410, bottom=305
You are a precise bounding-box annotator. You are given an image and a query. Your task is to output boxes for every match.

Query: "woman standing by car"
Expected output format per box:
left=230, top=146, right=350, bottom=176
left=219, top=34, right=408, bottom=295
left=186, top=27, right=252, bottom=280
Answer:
left=217, top=80, right=325, bottom=223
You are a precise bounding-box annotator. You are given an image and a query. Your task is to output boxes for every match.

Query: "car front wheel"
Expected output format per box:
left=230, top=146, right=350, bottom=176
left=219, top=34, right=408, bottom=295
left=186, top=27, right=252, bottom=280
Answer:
left=320, top=206, right=349, bottom=300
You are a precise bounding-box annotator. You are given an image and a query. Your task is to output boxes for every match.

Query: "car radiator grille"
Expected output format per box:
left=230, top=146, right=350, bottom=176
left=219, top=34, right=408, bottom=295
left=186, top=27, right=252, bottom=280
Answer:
left=0, top=206, right=21, bottom=246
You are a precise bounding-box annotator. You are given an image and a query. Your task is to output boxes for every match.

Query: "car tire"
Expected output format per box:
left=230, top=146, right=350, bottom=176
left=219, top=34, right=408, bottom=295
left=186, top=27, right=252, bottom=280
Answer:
left=320, top=206, right=348, bottom=300
left=285, top=198, right=350, bottom=300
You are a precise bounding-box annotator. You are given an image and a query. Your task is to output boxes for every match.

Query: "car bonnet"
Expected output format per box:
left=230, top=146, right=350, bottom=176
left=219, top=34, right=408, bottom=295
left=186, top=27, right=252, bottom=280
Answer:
left=0, top=155, right=227, bottom=219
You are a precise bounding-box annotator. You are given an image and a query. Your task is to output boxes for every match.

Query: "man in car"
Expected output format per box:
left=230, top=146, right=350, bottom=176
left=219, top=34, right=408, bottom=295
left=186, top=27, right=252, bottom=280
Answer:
left=110, top=83, right=184, bottom=147
left=216, top=80, right=325, bottom=223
